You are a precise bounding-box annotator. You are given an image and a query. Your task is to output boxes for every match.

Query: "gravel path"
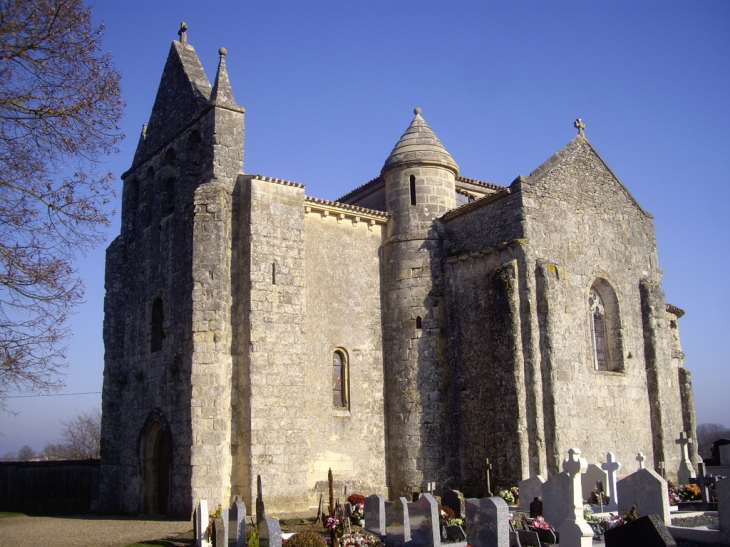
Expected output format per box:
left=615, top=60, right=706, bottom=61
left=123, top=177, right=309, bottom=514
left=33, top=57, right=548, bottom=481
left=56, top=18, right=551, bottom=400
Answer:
left=0, top=515, right=193, bottom=547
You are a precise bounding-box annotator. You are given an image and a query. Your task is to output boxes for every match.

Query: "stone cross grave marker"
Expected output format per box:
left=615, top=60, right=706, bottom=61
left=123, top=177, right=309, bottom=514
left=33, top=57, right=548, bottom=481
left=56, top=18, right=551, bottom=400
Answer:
left=675, top=432, right=696, bottom=484
left=232, top=500, right=246, bottom=547
left=364, top=493, right=386, bottom=536
left=484, top=458, right=494, bottom=497
left=692, top=462, right=715, bottom=505
left=556, top=448, right=594, bottom=547
left=408, top=494, right=440, bottom=547
left=518, top=475, right=544, bottom=512
left=617, top=468, right=670, bottom=525
left=601, top=452, right=622, bottom=508
left=465, top=496, right=509, bottom=547
left=636, top=452, right=646, bottom=470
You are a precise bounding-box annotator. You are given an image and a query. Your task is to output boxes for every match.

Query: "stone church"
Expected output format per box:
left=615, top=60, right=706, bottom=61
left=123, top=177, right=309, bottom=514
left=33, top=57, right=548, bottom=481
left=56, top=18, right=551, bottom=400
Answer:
left=100, top=33, right=696, bottom=517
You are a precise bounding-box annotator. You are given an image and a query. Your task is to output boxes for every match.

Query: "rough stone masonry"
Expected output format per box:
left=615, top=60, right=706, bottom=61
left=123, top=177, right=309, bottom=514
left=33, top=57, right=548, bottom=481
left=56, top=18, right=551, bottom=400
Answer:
left=100, top=32, right=696, bottom=517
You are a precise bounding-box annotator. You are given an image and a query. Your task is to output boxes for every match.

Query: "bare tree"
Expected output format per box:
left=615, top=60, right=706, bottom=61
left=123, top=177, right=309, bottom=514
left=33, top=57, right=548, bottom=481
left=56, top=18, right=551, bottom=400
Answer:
left=42, top=408, right=101, bottom=460
left=16, top=445, right=35, bottom=460
left=0, top=0, right=123, bottom=408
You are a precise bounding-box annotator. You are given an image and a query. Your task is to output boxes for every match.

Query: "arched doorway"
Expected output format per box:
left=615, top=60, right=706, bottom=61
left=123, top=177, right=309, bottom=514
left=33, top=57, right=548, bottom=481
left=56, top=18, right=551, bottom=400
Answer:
left=144, top=421, right=169, bottom=514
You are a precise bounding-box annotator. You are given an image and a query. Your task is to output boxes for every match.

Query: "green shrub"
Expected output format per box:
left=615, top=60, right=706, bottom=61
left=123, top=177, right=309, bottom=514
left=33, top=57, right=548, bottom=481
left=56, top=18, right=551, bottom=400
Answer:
left=287, top=531, right=328, bottom=547
left=246, top=524, right=259, bottom=547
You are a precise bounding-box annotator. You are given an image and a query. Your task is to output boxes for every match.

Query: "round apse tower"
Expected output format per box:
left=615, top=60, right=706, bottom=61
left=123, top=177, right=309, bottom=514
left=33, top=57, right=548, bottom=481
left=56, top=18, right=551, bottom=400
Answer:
left=381, top=108, right=459, bottom=498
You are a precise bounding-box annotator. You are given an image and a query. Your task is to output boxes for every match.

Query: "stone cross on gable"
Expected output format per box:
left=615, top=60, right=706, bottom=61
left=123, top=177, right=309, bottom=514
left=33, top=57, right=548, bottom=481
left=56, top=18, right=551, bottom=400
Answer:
left=676, top=431, right=697, bottom=484
left=601, top=452, right=622, bottom=507
left=574, top=118, right=586, bottom=134
left=636, top=452, right=646, bottom=470
left=178, top=22, right=188, bottom=44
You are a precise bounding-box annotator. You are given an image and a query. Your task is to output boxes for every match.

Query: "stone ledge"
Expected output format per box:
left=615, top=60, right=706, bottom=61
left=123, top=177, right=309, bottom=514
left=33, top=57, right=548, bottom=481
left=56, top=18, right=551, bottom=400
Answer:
left=304, top=196, right=390, bottom=224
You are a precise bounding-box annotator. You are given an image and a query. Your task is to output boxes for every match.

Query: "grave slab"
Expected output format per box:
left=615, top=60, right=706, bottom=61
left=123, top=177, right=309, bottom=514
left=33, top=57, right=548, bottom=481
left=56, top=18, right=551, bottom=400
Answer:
left=442, top=489, right=466, bottom=519
left=580, top=464, right=608, bottom=501
left=718, top=477, right=730, bottom=539
left=617, top=468, right=670, bottom=525
left=365, top=494, right=386, bottom=536
left=604, top=514, right=676, bottom=547
left=232, top=500, right=246, bottom=547
left=542, top=472, right=572, bottom=531
left=407, top=493, right=440, bottom=547
left=260, top=517, right=283, bottom=547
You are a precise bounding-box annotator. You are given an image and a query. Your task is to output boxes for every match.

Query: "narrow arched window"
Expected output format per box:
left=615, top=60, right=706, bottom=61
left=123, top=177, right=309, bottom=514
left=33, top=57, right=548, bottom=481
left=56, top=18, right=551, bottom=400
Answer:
left=410, top=175, right=417, bottom=205
left=588, top=290, right=608, bottom=370
left=416, top=316, right=422, bottom=330
left=272, top=263, right=276, bottom=285
left=332, top=349, right=348, bottom=408
left=588, top=279, right=624, bottom=372
left=151, top=297, right=165, bottom=352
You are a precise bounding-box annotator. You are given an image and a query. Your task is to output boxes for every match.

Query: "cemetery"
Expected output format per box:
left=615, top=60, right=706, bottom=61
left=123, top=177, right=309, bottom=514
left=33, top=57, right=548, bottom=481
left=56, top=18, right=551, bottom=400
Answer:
left=182, top=440, right=729, bottom=547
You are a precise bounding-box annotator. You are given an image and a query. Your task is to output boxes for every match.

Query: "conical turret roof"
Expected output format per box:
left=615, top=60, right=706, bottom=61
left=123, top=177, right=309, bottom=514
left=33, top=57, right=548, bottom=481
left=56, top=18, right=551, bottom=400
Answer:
left=382, top=108, right=459, bottom=176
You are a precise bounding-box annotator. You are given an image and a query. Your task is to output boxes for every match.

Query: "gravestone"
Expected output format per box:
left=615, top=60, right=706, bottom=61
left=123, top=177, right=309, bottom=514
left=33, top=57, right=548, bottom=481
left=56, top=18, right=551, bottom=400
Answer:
left=518, top=476, right=545, bottom=512
left=364, top=493, right=386, bottom=536
left=384, top=497, right=411, bottom=544
left=717, top=477, right=729, bottom=540
left=260, top=517, right=283, bottom=547
left=604, top=514, right=676, bottom=547
left=196, top=499, right=210, bottom=547
left=443, top=489, right=466, bottom=518
left=529, top=497, right=542, bottom=518
left=720, top=444, right=730, bottom=466
left=508, top=531, right=521, bottom=547
left=601, top=452, right=622, bottom=509
left=256, top=475, right=266, bottom=524
left=542, top=472, right=572, bottom=531
left=675, top=432, right=696, bottom=485
left=617, top=468, right=670, bottom=525
left=556, top=448, right=593, bottom=547
left=231, top=500, right=246, bottom=547
left=580, top=464, right=608, bottom=501
left=465, top=496, right=509, bottom=547
left=408, top=494, right=440, bottom=547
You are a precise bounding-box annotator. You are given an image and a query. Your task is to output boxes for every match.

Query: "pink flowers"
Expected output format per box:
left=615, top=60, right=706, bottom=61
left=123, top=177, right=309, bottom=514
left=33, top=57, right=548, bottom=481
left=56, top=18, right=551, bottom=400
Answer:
left=531, top=516, right=550, bottom=530
left=327, top=517, right=341, bottom=530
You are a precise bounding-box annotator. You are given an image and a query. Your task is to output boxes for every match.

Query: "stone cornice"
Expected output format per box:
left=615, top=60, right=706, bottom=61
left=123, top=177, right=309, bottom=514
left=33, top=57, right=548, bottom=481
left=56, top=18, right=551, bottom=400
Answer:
left=440, top=188, right=511, bottom=223
left=456, top=176, right=505, bottom=192
left=245, top=174, right=305, bottom=188
left=304, top=196, right=389, bottom=225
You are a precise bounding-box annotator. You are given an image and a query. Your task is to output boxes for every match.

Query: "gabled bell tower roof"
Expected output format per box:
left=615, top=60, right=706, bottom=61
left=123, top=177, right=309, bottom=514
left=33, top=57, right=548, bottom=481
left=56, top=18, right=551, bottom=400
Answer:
left=382, top=108, right=459, bottom=176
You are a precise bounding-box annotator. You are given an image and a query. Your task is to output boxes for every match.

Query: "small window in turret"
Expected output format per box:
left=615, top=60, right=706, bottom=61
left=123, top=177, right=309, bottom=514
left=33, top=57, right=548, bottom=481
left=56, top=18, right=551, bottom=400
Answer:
left=410, top=175, right=416, bottom=205
left=416, top=316, right=422, bottom=330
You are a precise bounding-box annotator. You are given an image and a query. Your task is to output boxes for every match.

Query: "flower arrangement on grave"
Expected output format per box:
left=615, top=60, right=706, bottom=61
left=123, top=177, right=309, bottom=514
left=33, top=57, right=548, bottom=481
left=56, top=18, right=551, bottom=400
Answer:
left=347, top=494, right=366, bottom=506
left=438, top=504, right=456, bottom=526
left=621, top=503, right=640, bottom=523
left=339, top=532, right=381, bottom=547
left=587, top=514, right=624, bottom=531
left=497, top=487, right=518, bottom=505
left=350, top=503, right=364, bottom=524
left=582, top=503, right=592, bottom=519
left=667, top=480, right=701, bottom=504
left=206, top=504, right=223, bottom=542
left=529, top=516, right=551, bottom=530
left=288, top=531, right=328, bottom=547
left=587, top=489, right=610, bottom=506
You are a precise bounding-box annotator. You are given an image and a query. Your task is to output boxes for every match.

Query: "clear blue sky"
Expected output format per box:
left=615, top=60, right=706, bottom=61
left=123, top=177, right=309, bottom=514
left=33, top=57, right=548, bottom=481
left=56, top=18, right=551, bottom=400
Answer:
left=1, top=0, right=728, bottom=456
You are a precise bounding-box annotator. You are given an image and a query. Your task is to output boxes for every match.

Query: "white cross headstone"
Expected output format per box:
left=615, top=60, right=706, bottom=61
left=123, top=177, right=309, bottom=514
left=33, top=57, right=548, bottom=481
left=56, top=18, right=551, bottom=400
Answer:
left=636, top=452, right=646, bottom=470
left=675, top=431, right=697, bottom=485
left=556, top=448, right=593, bottom=547
left=601, top=452, right=622, bottom=509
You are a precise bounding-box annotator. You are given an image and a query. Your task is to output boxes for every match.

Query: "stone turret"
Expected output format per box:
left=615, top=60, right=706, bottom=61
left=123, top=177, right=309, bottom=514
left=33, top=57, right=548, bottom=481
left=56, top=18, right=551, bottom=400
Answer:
left=382, top=108, right=458, bottom=237
left=381, top=109, right=457, bottom=498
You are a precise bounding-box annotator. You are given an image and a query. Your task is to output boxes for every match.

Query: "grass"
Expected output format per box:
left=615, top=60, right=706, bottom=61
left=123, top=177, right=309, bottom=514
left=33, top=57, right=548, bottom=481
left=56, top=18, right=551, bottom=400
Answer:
left=0, top=512, right=25, bottom=518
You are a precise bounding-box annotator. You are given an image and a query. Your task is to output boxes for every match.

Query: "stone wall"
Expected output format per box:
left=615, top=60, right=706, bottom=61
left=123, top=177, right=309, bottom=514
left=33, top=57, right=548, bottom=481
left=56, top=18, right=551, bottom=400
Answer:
left=303, top=206, right=388, bottom=504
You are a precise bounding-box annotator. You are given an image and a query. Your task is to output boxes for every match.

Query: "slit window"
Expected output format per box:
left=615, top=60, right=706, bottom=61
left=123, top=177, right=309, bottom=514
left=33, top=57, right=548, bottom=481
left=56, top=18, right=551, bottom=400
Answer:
left=332, top=349, right=348, bottom=408
left=416, top=316, right=422, bottom=330
left=410, top=175, right=417, bottom=205
left=272, top=263, right=276, bottom=285
left=151, top=297, right=165, bottom=352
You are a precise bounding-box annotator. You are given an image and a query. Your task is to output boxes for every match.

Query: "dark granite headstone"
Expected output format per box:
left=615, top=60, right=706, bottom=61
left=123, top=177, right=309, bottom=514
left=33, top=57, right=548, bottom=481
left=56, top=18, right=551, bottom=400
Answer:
left=529, top=497, right=542, bottom=518
left=516, top=530, right=540, bottom=547
left=704, top=438, right=730, bottom=466
left=508, top=531, right=522, bottom=547
left=604, top=514, right=676, bottom=547
left=535, top=527, right=556, bottom=545
left=442, top=489, right=466, bottom=518
left=231, top=500, right=246, bottom=547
